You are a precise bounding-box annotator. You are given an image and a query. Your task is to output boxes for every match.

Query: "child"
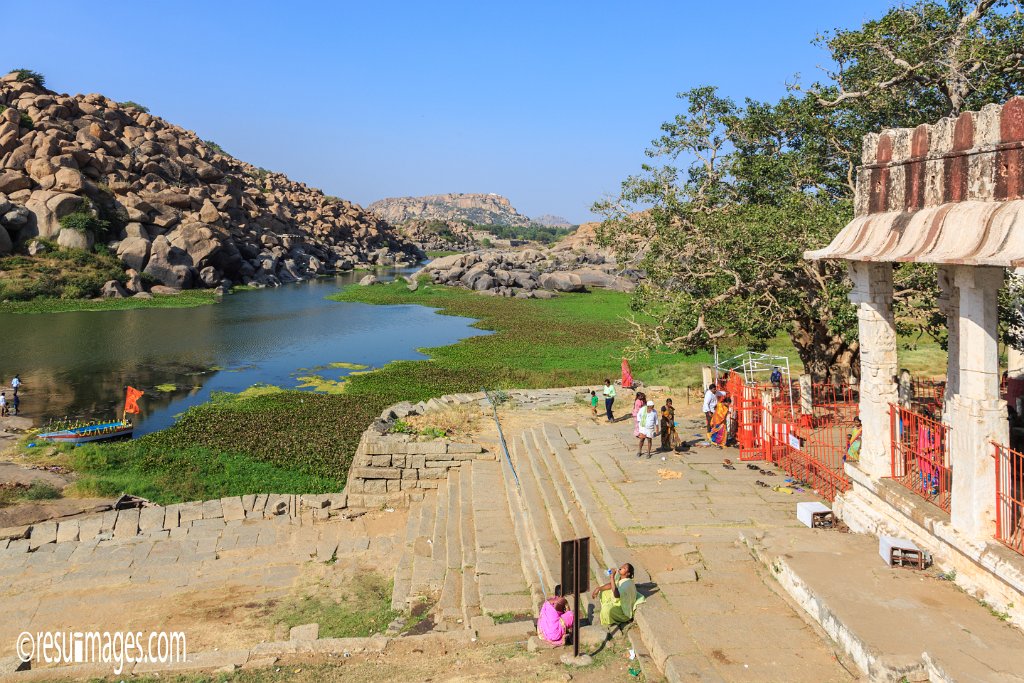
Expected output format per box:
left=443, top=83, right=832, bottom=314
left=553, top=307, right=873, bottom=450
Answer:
left=590, top=390, right=598, bottom=416
left=0, top=392, right=6, bottom=417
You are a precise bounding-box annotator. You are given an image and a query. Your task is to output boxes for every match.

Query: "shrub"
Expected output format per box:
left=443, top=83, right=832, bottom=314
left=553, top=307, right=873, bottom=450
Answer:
left=10, top=68, right=44, bottom=86
left=119, top=100, right=149, bottom=113
left=59, top=210, right=110, bottom=239
left=203, top=139, right=227, bottom=155
left=18, top=112, right=32, bottom=130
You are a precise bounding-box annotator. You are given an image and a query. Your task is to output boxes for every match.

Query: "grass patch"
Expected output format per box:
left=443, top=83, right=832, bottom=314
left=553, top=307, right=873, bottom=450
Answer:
left=0, top=289, right=219, bottom=314
left=274, top=572, right=399, bottom=638
left=426, top=250, right=461, bottom=258
left=490, top=611, right=532, bottom=624
left=68, top=439, right=341, bottom=505
left=0, top=481, right=63, bottom=507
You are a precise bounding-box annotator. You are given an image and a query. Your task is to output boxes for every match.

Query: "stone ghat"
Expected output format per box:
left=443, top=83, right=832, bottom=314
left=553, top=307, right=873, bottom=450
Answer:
left=344, top=387, right=594, bottom=508
left=0, top=492, right=349, bottom=553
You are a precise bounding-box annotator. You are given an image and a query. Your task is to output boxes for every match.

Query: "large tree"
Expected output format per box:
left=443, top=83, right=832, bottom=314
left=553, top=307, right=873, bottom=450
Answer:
left=596, top=0, right=1024, bottom=380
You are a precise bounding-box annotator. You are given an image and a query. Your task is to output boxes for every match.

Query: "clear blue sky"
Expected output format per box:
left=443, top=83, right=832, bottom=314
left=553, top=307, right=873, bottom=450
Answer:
left=6, top=1, right=895, bottom=223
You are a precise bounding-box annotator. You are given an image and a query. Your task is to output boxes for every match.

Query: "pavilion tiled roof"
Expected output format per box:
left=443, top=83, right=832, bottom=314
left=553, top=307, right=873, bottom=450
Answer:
left=806, top=98, right=1024, bottom=266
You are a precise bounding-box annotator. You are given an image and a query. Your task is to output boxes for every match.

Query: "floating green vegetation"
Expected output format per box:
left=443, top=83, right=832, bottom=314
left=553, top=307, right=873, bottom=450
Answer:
left=327, top=361, right=368, bottom=370
left=235, top=384, right=285, bottom=399
left=295, top=375, right=347, bottom=394
left=153, top=383, right=177, bottom=393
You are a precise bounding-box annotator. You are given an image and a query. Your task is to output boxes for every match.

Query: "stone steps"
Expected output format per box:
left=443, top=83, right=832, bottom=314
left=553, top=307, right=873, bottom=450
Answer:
left=470, top=459, right=533, bottom=617
left=508, top=432, right=566, bottom=594
left=528, top=427, right=609, bottom=590
left=459, top=462, right=482, bottom=624
left=390, top=492, right=424, bottom=611
left=536, top=422, right=715, bottom=682
left=408, top=488, right=438, bottom=599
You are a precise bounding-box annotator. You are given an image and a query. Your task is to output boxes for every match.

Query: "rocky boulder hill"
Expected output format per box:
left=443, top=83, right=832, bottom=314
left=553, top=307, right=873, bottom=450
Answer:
left=397, top=218, right=477, bottom=253
left=409, top=246, right=635, bottom=299
left=549, top=221, right=606, bottom=254
left=0, top=72, right=421, bottom=294
left=368, top=193, right=532, bottom=227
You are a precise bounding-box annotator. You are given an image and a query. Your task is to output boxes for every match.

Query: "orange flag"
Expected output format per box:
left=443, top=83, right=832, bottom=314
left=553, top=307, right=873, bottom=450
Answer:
left=124, top=386, right=144, bottom=415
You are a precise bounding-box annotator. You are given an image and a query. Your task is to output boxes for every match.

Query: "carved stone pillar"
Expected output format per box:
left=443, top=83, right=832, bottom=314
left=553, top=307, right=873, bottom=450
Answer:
left=948, top=266, right=1007, bottom=538
left=849, top=261, right=899, bottom=480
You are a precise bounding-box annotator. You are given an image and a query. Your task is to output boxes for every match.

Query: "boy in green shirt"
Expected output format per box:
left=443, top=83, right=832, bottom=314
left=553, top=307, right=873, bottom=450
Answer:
left=590, top=390, right=598, bottom=416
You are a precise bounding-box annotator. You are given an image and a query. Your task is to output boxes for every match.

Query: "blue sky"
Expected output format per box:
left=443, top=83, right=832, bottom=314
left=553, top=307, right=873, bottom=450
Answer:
left=6, top=1, right=895, bottom=222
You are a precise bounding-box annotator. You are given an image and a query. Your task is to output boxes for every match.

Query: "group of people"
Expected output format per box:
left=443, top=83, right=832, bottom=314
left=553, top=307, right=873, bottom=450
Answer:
left=536, top=563, right=643, bottom=647
left=631, top=392, right=680, bottom=458
left=590, top=382, right=683, bottom=458
left=0, top=374, right=21, bottom=417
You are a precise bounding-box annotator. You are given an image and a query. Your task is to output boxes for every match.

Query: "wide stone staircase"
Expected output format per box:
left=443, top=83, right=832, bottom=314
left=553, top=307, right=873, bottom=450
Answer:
left=390, top=459, right=535, bottom=634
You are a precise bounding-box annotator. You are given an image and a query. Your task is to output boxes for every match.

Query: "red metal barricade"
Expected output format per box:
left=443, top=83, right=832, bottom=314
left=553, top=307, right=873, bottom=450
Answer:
left=726, top=374, right=764, bottom=461
left=889, top=404, right=952, bottom=513
left=993, top=442, right=1024, bottom=556
left=766, top=414, right=854, bottom=501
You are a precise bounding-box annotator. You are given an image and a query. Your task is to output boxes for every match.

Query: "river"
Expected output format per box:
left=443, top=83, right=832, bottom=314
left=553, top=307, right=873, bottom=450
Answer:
left=0, top=271, right=484, bottom=436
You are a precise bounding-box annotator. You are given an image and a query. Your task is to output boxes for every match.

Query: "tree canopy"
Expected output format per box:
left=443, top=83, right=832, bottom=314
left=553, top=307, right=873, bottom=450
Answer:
left=596, top=0, right=1024, bottom=380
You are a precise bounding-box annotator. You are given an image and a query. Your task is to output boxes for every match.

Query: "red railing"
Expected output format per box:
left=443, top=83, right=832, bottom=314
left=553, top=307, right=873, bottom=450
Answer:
left=889, top=404, right=952, bottom=512
left=993, top=442, right=1024, bottom=556
left=765, top=418, right=852, bottom=501
left=910, top=378, right=946, bottom=413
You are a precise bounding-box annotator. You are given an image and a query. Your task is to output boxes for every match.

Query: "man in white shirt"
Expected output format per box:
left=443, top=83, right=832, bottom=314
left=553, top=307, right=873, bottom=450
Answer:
left=10, top=375, right=20, bottom=396
left=702, top=384, right=719, bottom=436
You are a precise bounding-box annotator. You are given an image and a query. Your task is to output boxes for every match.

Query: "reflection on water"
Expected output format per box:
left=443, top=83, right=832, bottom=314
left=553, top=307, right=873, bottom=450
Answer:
left=0, top=271, right=485, bottom=436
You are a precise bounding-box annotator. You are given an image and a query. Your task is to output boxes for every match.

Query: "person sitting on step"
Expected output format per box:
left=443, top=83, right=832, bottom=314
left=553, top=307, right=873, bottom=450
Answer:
left=537, top=595, right=574, bottom=646
left=591, top=562, right=644, bottom=627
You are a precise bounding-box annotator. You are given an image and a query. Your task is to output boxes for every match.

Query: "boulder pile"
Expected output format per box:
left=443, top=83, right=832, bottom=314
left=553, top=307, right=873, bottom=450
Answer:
left=0, top=71, right=421, bottom=292
left=397, top=218, right=477, bottom=253
left=414, top=248, right=635, bottom=298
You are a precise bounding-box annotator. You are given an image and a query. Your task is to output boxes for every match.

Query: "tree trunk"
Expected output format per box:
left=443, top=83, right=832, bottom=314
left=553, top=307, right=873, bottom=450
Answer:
left=790, top=318, right=859, bottom=384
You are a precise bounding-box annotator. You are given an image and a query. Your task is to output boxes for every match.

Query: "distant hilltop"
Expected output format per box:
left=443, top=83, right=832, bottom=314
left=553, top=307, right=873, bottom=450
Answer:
left=531, top=214, right=572, bottom=227
left=369, top=193, right=559, bottom=227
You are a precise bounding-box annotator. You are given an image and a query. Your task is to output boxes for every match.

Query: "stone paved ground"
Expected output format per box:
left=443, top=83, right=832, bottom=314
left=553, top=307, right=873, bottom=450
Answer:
left=514, top=400, right=859, bottom=683
left=0, top=509, right=404, bottom=661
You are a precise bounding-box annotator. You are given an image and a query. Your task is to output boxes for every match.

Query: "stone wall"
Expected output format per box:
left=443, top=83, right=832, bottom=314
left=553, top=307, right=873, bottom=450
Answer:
left=343, top=391, right=493, bottom=508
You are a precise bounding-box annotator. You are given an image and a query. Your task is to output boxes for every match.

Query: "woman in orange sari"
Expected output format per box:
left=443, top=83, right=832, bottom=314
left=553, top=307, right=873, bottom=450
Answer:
left=709, top=398, right=730, bottom=447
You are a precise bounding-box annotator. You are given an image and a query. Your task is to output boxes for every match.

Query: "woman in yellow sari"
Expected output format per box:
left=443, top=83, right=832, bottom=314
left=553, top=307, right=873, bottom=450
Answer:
left=709, top=397, right=730, bottom=447
left=844, top=417, right=862, bottom=463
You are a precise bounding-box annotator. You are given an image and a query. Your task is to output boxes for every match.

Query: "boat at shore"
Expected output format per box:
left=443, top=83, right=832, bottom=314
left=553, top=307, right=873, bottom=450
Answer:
left=38, top=421, right=134, bottom=444
left=38, top=386, right=144, bottom=445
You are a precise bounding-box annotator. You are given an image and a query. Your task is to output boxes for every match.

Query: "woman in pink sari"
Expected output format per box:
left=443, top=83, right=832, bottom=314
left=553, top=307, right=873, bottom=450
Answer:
left=537, top=596, right=574, bottom=646
left=632, top=392, right=647, bottom=437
